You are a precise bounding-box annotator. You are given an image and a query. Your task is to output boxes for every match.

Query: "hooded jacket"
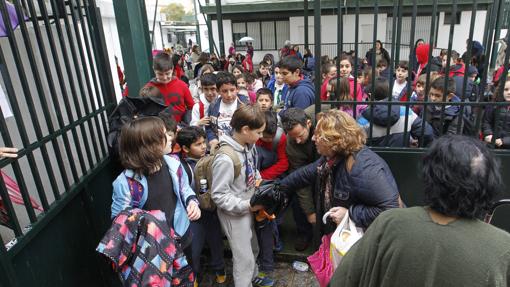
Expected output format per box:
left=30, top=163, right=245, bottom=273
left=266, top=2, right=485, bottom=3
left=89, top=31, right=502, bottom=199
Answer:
left=422, top=95, right=463, bottom=136
left=357, top=103, right=435, bottom=147
left=210, top=134, right=260, bottom=216
left=279, top=78, right=315, bottom=117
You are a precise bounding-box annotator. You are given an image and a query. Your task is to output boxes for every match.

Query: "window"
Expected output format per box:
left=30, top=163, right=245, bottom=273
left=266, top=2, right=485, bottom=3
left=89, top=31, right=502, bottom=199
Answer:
left=232, top=20, right=289, bottom=50
left=444, top=11, right=461, bottom=25
left=232, top=22, right=247, bottom=47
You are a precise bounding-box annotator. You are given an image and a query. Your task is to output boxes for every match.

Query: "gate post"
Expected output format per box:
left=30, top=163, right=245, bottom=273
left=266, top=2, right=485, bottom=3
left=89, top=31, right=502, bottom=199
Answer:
left=113, top=0, right=153, bottom=98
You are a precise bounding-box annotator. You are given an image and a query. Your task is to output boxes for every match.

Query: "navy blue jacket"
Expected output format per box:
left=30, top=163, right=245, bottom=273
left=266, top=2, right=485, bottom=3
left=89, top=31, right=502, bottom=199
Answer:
left=279, top=79, right=315, bottom=117
left=358, top=104, right=435, bottom=147
left=280, top=146, right=400, bottom=232
left=267, top=76, right=289, bottom=106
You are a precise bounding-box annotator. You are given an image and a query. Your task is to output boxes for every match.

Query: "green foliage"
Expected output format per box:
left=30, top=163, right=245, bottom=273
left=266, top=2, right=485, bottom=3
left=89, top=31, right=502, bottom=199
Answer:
left=160, top=3, right=193, bottom=21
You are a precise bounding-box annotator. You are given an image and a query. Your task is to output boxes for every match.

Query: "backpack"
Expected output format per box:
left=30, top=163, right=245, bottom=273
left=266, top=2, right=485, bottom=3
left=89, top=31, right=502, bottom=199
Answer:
left=107, top=96, right=167, bottom=158
left=193, top=142, right=242, bottom=211
left=198, top=101, right=205, bottom=119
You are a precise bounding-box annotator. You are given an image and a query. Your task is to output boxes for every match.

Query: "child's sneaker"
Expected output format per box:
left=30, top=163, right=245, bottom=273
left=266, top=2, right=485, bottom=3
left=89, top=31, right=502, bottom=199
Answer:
left=215, top=271, right=227, bottom=284
left=252, top=272, right=275, bottom=287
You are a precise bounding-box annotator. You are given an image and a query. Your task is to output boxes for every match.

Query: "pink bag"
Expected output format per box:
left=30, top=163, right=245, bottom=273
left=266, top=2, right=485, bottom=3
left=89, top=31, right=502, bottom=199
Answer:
left=307, top=234, right=334, bottom=287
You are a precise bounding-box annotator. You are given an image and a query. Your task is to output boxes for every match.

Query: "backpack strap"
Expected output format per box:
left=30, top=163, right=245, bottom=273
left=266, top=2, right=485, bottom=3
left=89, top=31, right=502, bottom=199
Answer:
left=126, top=175, right=143, bottom=208
left=215, top=142, right=242, bottom=179
left=199, top=101, right=205, bottom=119
left=272, top=127, right=284, bottom=152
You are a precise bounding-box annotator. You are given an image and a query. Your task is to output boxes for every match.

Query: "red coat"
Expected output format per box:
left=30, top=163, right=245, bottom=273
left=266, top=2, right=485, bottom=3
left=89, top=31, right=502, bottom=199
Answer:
left=145, top=78, right=194, bottom=123
left=256, top=133, right=289, bottom=180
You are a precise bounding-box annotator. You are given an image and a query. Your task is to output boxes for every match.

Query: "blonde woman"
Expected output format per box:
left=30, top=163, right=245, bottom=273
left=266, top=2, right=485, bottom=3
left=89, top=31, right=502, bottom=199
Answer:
left=279, top=109, right=400, bottom=234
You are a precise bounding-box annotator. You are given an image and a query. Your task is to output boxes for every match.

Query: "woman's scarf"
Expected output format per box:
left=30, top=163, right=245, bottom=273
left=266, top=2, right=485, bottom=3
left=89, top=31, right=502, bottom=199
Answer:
left=317, top=157, right=340, bottom=212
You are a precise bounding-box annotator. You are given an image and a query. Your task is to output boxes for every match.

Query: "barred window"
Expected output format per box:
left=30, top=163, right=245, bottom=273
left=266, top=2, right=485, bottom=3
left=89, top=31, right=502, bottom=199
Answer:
left=232, top=20, right=289, bottom=50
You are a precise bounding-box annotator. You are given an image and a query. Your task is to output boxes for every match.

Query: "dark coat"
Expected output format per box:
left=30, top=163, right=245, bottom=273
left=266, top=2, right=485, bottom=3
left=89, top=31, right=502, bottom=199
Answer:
left=358, top=104, right=435, bottom=147
left=365, top=48, right=391, bottom=67
left=280, top=146, right=400, bottom=232
left=482, top=106, right=510, bottom=148
left=422, top=96, right=463, bottom=136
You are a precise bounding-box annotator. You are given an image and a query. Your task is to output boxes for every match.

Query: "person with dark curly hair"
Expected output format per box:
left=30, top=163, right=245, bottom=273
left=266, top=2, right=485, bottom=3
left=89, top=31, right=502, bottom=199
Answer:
left=330, top=135, right=510, bottom=287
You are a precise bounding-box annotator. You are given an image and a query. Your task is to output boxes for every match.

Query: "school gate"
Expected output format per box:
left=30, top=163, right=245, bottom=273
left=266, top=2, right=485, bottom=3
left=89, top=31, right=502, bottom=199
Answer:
left=0, top=0, right=509, bottom=286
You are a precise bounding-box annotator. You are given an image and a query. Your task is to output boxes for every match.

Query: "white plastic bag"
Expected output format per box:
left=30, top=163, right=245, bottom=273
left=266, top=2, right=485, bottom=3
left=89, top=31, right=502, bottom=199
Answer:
left=329, top=210, right=363, bottom=268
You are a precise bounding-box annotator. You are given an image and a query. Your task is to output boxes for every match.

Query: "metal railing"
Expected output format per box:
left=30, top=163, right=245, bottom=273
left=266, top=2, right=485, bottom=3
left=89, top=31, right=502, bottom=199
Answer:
left=0, top=0, right=114, bottom=275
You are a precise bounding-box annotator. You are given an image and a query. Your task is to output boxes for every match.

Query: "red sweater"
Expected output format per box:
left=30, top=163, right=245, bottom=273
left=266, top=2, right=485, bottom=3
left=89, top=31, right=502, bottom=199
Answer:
left=256, top=133, right=289, bottom=180
left=145, top=78, right=194, bottom=122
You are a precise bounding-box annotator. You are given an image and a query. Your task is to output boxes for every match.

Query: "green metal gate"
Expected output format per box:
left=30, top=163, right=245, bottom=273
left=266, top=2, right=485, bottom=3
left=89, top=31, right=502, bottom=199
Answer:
left=0, top=0, right=118, bottom=286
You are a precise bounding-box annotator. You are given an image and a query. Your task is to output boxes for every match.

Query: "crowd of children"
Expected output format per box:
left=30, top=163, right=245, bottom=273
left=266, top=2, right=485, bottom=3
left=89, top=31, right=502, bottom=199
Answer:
left=106, top=38, right=510, bottom=286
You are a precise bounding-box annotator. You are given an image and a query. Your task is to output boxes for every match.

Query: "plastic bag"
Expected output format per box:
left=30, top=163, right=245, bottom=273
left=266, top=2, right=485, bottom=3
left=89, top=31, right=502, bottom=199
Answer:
left=307, top=234, right=334, bottom=287
left=330, top=210, right=364, bottom=268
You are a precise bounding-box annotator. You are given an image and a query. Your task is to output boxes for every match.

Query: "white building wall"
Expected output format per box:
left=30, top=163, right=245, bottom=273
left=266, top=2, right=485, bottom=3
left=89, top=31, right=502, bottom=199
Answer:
left=211, top=19, right=233, bottom=55
left=436, top=11, right=486, bottom=54
left=96, top=0, right=165, bottom=101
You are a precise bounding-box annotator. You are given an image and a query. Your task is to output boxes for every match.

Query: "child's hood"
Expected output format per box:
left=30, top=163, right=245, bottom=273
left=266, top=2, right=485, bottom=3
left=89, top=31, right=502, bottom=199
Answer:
left=221, top=134, right=255, bottom=154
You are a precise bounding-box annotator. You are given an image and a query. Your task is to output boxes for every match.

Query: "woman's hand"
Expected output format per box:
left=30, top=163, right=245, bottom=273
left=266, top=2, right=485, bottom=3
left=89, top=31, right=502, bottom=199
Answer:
left=307, top=213, right=317, bottom=224
left=250, top=204, right=264, bottom=212
left=0, top=147, right=18, bottom=159
left=495, top=138, right=503, bottom=147
left=328, top=206, right=348, bottom=225
left=187, top=200, right=201, bottom=221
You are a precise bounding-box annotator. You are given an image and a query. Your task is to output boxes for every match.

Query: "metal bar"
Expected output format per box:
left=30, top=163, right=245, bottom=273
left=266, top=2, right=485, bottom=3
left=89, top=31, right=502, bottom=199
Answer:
left=85, top=0, right=119, bottom=114
left=368, top=0, right=379, bottom=144
left=151, top=0, right=159, bottom=49
left=353, top=0, right=360, bottom=117
left=112, top=0, right=152, bottom=97
left=401, top=0, right=418, bottom=146
left=336, top=0, right=342, bottom=110
left=25, top=0, right=76, bottom=189
left=476, top=0, right=500, bottom=134
left=439, top=0, right=457, bottom=137
left=274, top=20, right=277, bottom=50
left=419, top=0, right=438, bottom=147
left=215, top=0, right=225, bottom=57
left=314, top=0, right=322, bottom=116
left=259, top=20, right=263, bottom=50
left=321, top=100, right=510, bottom=107
left=490, top=0, right=505, bottom=69
left=0, top=162, right=22, bottom=236
left=456, top=0, right=478, bottom=136
left=59, top=0, right=102, bottom=166
left=385, top=1, right=400, bottom=143
left=0, top=234, right=18, bottom=287
left=47, top=0, right=89, bottom=174
left=6, top=156, right=111, bottom=258
left=76, top=0, right=109, bottom=157
left=10, top=0, right=66, bottom=200
left=304, top=0, right=309, bottom=51
left=54, top=0, right=96, bottom=169
left=0, top=3, right=52, bottom=215
left=395, top=0, right=403, bottom=66
left=193, top=0, right=201, bottom=47
left=490, top=12, right=510, bottom=148
left=68, top=0, right=104, bottom=162
left=0, top=104, right=113, bottom=170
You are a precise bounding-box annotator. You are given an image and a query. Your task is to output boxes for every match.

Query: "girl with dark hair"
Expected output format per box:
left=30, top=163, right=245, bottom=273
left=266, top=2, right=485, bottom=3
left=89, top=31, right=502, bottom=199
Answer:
left=331, top=135, right=510, bottom=287
left=483, top=76, right=510, bottom=148
left=364, top=40, right=391, bottom=67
